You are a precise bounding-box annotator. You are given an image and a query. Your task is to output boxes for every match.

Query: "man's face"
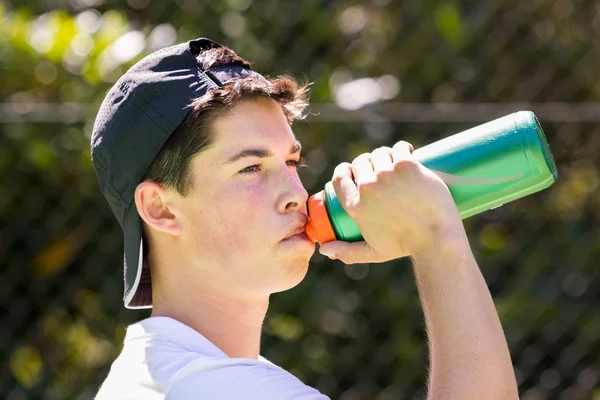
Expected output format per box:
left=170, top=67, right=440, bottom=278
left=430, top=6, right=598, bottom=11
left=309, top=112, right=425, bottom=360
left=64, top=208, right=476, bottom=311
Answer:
left=175, top=97, right=315, bottom=297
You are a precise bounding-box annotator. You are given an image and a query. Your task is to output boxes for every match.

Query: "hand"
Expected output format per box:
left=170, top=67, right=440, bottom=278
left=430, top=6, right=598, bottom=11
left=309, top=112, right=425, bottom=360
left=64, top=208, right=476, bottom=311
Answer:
left=318, top=141, right=467, bottom=264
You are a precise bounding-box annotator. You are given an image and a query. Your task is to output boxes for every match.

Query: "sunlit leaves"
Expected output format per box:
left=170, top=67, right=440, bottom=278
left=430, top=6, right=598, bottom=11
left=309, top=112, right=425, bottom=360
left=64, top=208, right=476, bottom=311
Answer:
left=9, top=346, right=43, bottom=389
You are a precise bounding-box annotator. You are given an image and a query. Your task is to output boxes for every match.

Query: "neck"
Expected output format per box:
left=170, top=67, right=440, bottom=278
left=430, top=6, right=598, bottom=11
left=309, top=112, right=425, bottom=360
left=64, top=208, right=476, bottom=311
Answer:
left=151, top=266, right=269, bottom=360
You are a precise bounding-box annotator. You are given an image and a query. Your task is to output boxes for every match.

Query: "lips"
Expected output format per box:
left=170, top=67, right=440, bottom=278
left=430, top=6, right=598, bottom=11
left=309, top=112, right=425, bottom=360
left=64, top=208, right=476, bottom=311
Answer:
left=282, top=213, right=310, bottom=240
left=283, top=225, right=307, bottom=240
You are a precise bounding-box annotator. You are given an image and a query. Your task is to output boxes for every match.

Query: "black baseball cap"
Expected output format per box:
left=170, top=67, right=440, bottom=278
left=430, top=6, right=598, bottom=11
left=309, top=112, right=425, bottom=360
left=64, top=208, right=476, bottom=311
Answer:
left=91, top=38, right=267, bottom=309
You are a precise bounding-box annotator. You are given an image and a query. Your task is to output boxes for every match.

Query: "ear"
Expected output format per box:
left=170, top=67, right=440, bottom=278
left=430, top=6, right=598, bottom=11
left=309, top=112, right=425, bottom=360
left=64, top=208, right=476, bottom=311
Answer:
left=134, top=181, right=182, bottom=236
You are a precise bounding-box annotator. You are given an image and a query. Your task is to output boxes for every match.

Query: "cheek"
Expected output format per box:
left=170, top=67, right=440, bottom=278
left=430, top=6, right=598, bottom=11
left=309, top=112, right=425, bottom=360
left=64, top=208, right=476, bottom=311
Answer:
left=225, top=186, right=272, bottom=242
left=186, top=185, right=271, bottom=256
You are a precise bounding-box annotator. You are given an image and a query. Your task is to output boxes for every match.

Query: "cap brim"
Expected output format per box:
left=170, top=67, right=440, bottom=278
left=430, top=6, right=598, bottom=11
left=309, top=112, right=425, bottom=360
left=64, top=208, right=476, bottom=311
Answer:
left=123, top=203, right=152, bottom=309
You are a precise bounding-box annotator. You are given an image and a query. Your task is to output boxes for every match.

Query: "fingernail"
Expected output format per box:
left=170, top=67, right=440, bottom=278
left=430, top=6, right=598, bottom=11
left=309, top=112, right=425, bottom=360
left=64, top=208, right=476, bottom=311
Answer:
left=320, top=249, right=335, bottom=258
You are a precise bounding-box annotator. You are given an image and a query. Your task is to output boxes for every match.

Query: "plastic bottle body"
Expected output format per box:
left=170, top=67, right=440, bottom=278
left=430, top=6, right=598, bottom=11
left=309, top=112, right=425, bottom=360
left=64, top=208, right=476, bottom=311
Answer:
left=305, top=111, right=558, bottom=244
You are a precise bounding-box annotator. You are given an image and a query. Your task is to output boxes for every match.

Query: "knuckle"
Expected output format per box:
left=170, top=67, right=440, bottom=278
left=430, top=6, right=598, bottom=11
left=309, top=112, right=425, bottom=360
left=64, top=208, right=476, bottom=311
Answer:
left=375, top=167, right=394, bottom=179
left=353, top=152, right=371, bottom=163
left=333, top=162, right=351, bottom=174
left=371, top=146, right=392, bottom=155
left=393, top=140, right=413, bottom=149
left=332, top=163, right=351, bottom=180
left=331, top=173, right=345, bottom=185
left=392, top=157, right=418, bottom=170
left=392, top=141, right=415, bottom=154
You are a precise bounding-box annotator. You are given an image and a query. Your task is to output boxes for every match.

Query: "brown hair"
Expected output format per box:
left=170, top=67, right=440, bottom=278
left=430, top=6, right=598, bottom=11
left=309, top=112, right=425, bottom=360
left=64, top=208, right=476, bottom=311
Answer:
left=143, top=46, right=310, bottom=196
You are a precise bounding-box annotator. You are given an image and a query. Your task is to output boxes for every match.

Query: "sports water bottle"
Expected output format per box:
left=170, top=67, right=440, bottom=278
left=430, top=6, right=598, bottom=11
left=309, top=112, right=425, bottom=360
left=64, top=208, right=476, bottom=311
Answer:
left=305, top=111, right=558, bottom=245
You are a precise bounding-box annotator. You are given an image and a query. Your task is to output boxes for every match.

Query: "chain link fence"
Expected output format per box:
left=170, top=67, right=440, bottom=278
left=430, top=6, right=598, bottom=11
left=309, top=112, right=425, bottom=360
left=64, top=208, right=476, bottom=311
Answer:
left=1, top=0, right=599, bottom=399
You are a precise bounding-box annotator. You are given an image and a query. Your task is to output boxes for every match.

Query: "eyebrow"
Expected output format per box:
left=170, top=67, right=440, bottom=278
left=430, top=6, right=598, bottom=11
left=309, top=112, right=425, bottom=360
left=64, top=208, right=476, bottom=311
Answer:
left=223, top=141, right=302, bottom=164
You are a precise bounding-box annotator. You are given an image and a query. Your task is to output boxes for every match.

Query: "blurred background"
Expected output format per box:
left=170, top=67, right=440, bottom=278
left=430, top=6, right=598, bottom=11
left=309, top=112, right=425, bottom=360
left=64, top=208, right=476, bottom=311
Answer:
left=1, top=0, right=599, bottom=399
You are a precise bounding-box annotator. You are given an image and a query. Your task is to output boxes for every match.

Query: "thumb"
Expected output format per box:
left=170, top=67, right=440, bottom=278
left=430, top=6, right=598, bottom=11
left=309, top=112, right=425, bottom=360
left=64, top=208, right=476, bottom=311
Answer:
left=319, top=240, right=381, bottom=264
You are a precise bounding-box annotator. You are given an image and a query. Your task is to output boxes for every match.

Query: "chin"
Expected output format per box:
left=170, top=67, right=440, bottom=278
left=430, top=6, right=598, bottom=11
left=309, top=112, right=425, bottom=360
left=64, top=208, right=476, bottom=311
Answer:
left=273, top=257, right=311, bottom=293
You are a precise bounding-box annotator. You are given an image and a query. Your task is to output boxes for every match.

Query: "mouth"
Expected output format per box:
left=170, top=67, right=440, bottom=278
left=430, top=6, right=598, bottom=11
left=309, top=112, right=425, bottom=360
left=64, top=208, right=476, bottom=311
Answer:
left=283, top=226, right=307, bottom=240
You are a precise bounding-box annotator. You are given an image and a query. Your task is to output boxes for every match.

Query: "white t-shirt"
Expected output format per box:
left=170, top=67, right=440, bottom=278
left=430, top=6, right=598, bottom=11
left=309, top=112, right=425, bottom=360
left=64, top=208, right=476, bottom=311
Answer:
left=95, top=316, right=329, bottom=400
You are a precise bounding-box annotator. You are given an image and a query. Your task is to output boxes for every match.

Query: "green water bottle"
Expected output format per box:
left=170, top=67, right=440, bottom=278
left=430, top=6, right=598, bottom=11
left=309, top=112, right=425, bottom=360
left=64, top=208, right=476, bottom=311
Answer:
left=305, top=111, right=558, bottom=245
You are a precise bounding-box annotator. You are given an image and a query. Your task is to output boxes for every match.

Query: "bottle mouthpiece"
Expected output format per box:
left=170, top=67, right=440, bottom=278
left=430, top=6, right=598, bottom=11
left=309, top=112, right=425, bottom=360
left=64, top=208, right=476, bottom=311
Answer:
left=305, top=190, right=337, bottom=245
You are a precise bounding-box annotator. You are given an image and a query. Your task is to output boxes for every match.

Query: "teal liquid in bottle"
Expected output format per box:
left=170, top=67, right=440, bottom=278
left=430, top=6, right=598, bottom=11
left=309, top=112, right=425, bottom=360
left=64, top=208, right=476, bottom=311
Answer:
left=305, top=111, right=558, bottom=244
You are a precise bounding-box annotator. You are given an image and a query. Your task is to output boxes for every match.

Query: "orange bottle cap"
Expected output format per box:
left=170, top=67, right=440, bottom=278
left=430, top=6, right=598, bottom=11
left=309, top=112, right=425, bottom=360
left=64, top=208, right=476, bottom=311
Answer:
left=305, top=190, right=337, bottom=245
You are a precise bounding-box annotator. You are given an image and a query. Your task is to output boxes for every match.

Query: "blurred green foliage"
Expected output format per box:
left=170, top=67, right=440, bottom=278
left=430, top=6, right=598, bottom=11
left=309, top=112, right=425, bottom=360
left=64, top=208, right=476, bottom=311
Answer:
left=1, top=0, right=600, bottom=399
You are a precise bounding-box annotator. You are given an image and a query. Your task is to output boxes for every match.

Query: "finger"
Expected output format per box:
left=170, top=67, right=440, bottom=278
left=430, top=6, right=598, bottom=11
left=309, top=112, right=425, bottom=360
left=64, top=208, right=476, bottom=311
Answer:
left=370, top=147, right=394, bottom=173
left=351, top=153, right=376, bottom=186
left=319, top=240, right=382, bottom=264
left=391, top=141, right=415, bottom=163
left=331, top=162, right=359, bottom=211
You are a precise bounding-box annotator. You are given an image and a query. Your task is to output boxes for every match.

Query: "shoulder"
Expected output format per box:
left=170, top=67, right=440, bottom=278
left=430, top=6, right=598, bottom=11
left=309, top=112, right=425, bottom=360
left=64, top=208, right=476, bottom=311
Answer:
left=166, top=357, right=329, bottom=400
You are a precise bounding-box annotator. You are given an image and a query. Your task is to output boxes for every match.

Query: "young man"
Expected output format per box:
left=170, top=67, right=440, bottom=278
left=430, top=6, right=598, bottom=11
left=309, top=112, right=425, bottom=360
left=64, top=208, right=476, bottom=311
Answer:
left=91, top=38, right=518, bottom=399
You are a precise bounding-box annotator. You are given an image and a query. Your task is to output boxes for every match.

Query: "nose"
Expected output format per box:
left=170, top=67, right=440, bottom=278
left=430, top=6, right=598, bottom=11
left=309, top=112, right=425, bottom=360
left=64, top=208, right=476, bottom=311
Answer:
left=276, top=167, right=309, bottom=213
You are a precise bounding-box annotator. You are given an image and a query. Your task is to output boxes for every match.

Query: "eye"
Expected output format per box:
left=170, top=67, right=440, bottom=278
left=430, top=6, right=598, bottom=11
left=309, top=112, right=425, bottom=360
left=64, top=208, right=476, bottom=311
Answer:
left=239, top=164, right=262, bottom=174
left=287, top=156, right=307, bottom=169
